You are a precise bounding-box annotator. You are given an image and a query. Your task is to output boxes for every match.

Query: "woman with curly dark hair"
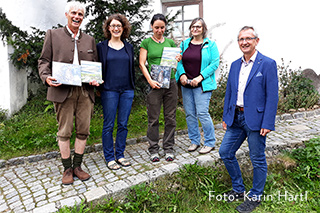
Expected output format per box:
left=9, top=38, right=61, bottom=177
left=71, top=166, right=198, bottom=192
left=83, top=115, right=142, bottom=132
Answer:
left=97, top=14, right=135, bottom=170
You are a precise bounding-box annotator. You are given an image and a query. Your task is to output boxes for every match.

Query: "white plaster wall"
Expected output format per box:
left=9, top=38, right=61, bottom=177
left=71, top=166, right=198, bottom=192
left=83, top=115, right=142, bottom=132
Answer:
left=0, top=44, right=27, bottom=116
left=0, top=42, right=11, bottom=113
left=0, top=0, right=67, bottom=32
left=8, top=46, right=28, bottom=116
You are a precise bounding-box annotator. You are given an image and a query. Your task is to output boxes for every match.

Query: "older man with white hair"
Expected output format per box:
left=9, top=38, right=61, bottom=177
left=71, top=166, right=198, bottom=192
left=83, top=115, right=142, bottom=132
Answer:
left=38, top=1, right=99, bottom=185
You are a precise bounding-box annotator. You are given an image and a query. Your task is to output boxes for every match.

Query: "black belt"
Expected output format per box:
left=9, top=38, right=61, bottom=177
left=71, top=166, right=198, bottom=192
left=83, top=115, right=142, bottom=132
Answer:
left=236, top=106, right=244, bottom=112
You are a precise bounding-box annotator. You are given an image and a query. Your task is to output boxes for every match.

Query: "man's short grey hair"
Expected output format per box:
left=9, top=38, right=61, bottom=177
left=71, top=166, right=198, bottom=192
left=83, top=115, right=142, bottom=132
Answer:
left=65, top=1, right=86, bottom=16
left=238, top=26, right=258, bottom=38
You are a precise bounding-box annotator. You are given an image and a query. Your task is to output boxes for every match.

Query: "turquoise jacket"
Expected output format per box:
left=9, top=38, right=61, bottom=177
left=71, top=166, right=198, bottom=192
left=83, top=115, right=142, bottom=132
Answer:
left=175, top=37, right=220, bottom=92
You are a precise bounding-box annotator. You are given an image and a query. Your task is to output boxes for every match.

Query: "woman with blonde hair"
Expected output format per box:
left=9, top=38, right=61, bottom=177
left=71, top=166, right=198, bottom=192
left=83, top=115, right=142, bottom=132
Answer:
left=176, top=17, right=220, bottom=154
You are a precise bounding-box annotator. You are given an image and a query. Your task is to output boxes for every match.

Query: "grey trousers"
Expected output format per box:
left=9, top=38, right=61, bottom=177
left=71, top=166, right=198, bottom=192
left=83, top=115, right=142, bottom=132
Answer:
left=146, top=79, right=178, bottom=155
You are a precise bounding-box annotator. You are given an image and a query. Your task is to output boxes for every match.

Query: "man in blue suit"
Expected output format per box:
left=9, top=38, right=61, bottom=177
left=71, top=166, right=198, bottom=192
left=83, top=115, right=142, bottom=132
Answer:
left=219, top=26, right=278, bottom=213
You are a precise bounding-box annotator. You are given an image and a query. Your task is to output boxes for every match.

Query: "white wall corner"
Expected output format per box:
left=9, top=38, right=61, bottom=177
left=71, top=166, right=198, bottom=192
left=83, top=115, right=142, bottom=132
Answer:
left=0, top=43, right=28, bottom=117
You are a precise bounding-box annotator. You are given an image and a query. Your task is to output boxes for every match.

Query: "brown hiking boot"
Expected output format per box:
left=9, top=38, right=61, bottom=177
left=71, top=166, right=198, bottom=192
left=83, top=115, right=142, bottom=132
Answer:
left=62, top=168, right=74, bottom=185
left=73, top=167, right=91, bottom=181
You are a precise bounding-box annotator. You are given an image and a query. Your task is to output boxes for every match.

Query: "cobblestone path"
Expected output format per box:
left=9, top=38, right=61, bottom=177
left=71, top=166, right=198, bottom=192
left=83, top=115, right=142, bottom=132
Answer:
left=1, top=110, right=319, bottom=212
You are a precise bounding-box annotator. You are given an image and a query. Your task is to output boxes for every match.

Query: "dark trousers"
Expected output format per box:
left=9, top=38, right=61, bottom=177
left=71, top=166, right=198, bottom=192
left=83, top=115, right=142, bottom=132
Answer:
left=146, top=79, right=178, bottom=154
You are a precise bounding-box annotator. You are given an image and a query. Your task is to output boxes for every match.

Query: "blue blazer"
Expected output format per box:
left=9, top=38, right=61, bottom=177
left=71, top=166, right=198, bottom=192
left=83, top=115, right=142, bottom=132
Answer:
left=96, top=39, right=135, bottom=90
left=223, top=51, right=278, bottom=131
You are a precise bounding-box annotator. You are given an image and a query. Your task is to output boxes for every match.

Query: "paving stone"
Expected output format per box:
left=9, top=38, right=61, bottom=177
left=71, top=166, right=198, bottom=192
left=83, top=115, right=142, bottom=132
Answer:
left=94, top=144, right=103, bottom=152
left=33, top=203, right=57, bottom=213
left=0, top=160, right=6, bottom=168
left=7, top=157, right=25, bottom=166
left=293, top=112, right=305, bottom=119
left=84, top=187, right=108, bottom=205
left=8, top=200, right=22, bottom=209
left=281, top=113, right=293, bottom=120
left=20, top=191, right=32, bottom=199
left=161, top=163, right=181, bottom=174
left=27, top=155, right=44, bottom=163
left=5, top=190, right=18, bottom=200
left=47, top=190, right=60, bottom=199
left=25, top=202, right=36, bottom=211
left=126, top=173, right=149, bottom=186
left=196, top=155, right=215, bottom=167
left=144, top=168, right=166, bottom=181
left=61, top=185, right=73, bottom=193
left=104, top=180, right=129, bottom=193
left=23, top=197, right=34, bottom=206
left=33, top=189, right=46, bottom=198
left=36, top=200, right=48, bottom=207
left=78, top=187, right=87, bottom=194
left=43, top=182, right=55, bottom=189
left=48, top=195, right=63, bottom=203
left=45, top=151, right=59, bottom=159
left=0, top=203, right=9, bottom=212
left=59, top=196, right=82, bottom=209
left=0, top=196, right=4, bottom=205
left=28, top=181, right=43, bottom=189
left=24, top=177, right=37, bottom=183
left=34, top=194, right=46, bottom=203
left=288, top=124, right=310, bottom=131
left=47, top=185, right=61, bottom=193
left=4, top=171, right=16, bottom=180
left=11, top=207, right=25, bottom=213
left=177, top=158, right=197, bottom=166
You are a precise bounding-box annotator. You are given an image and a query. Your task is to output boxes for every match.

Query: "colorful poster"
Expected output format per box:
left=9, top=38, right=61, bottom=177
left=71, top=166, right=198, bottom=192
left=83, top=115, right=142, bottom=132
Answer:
left=80, top=60, right=103, bottom=84
left=160, top=47, right=181, bottom=69
left=52, top=62, right=82, bottom=86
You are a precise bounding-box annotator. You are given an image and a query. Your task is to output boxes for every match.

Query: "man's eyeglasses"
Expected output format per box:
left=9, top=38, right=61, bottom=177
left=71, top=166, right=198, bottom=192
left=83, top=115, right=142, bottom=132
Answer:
left=110, top=25, right=122, bottom=29
left=191, top=25, right=202, bottom=30
left=238, top=37, right=257, bottom=42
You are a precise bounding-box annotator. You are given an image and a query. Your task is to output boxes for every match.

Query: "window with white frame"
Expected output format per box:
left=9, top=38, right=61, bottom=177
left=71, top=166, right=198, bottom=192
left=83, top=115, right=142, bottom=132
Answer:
left=161, top=0, right=203, bottom=41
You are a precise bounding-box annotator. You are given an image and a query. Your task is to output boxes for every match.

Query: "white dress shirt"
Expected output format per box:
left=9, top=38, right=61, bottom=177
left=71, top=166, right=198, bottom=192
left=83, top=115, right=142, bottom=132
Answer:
left=236, top=50, right=258, bottom=107
left=66, top=26, right=80, bottom=65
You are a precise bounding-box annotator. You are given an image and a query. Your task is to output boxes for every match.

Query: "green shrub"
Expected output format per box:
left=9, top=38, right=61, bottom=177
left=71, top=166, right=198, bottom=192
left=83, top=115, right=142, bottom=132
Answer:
left=289, top=138, right=320, bottom=182
left=209, top=63, right=228, bottom=122
left=57, top=200, right=88, bottom=213
left=0, top=108, right=8, bottom=122
left=278, top=59, right=320, bottom=113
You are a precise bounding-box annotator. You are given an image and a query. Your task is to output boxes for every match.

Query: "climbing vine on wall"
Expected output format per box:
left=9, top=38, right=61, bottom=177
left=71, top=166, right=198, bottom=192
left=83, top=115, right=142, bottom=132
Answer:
left=0, top=8, right=46, bottom=82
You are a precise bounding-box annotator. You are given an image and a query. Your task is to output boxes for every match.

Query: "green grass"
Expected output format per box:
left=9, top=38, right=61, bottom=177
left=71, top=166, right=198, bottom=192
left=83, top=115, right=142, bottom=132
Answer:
left=0, top=92, right=187, bottom=159
left=57, top=138, right=320, bottom=213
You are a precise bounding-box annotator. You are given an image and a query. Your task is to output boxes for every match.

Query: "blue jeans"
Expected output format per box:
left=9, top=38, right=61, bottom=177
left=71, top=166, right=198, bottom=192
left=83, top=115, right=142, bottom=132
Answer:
left=101, top=90, right=134, bottom=162
left=219, top=111, right=267, bottom=198
left=181, top=86, right=216, bottom=147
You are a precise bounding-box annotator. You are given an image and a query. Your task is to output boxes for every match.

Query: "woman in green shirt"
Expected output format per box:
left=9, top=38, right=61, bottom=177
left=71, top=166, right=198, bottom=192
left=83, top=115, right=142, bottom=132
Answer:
left=139, top=14, right=179, bottom=162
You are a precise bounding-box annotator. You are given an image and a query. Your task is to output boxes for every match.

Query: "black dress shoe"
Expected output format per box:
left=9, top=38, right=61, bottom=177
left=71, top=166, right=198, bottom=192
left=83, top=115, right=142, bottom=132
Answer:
left=236, top=199, right=261, bottom=213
